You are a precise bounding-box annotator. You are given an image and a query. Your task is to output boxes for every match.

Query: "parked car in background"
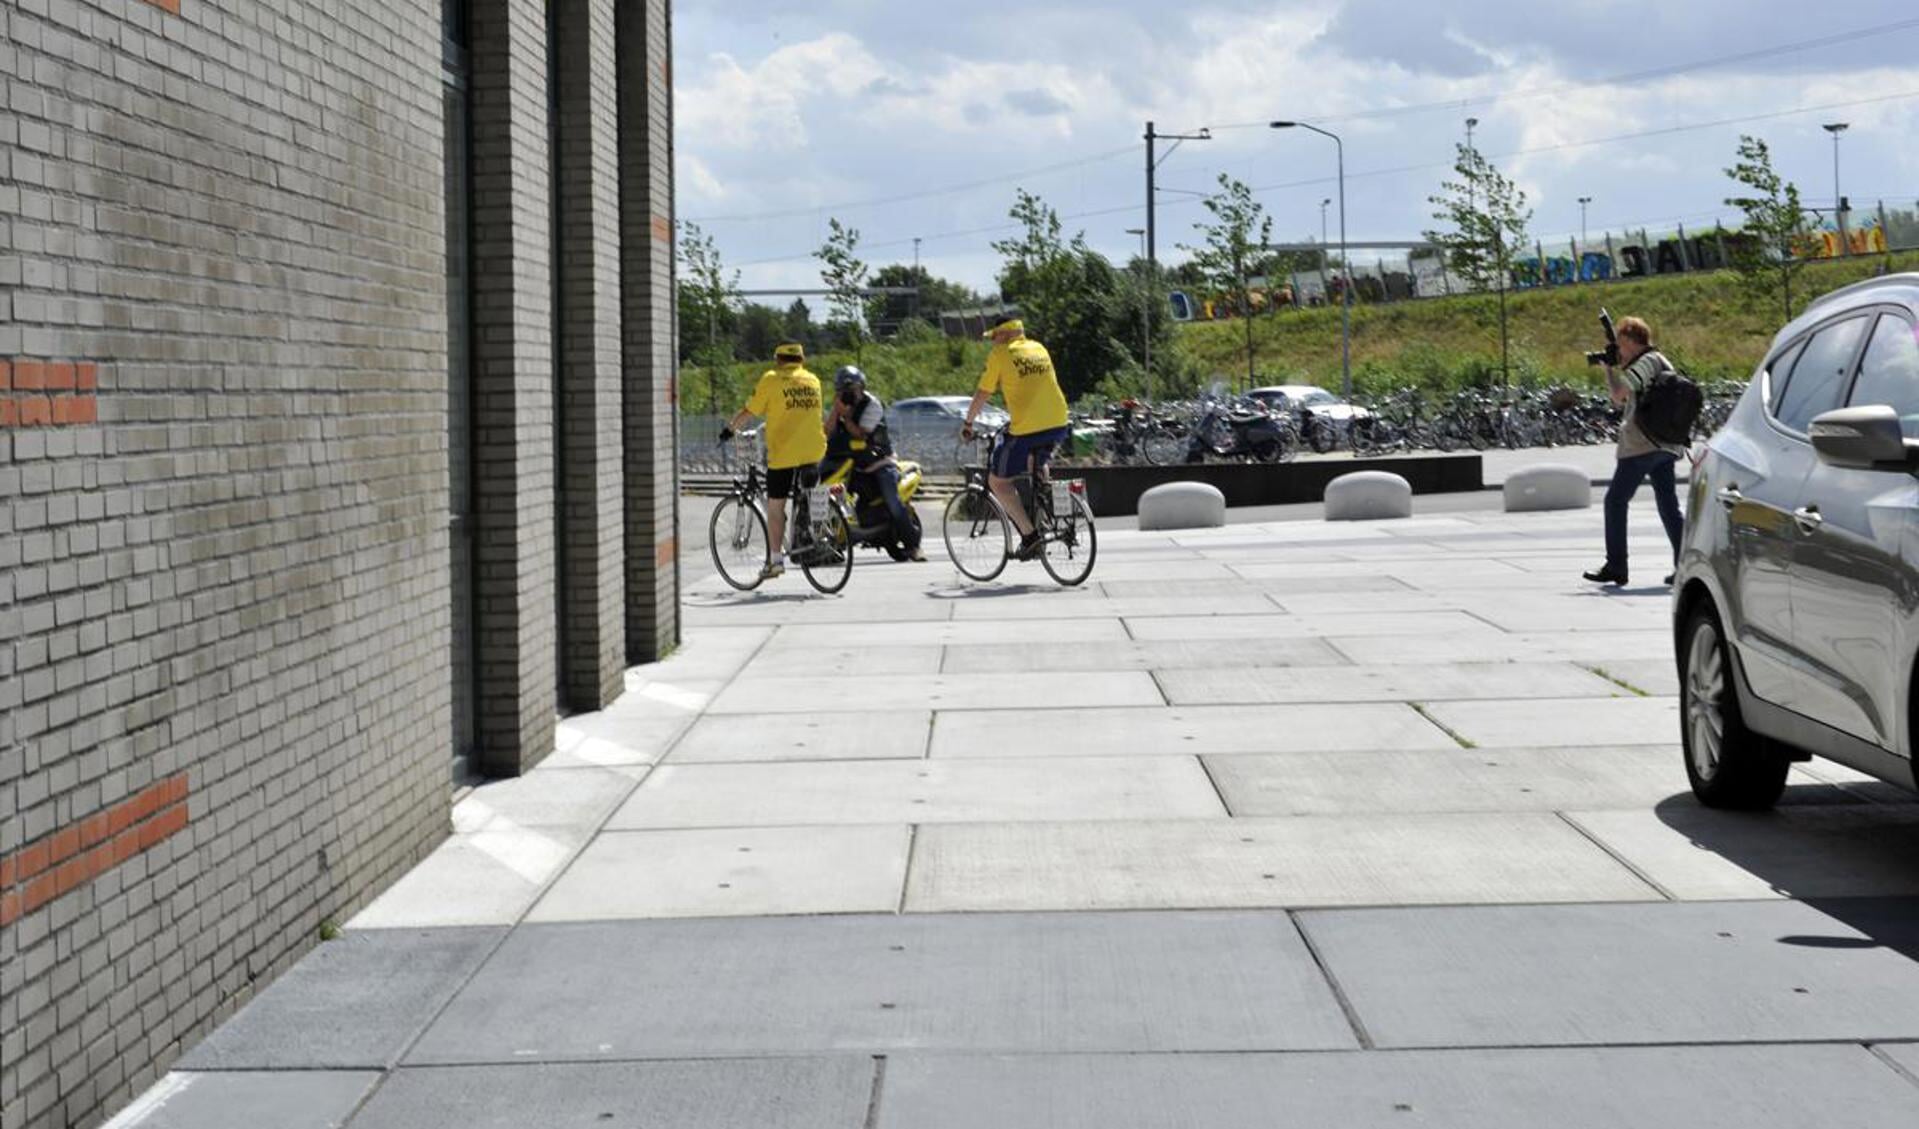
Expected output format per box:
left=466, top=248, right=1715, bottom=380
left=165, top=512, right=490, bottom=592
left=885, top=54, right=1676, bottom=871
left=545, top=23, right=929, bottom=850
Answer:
left=1247, top=385, right=1373, bottom=452
left=1674, top=272, right=1919, bottom=809
left=890, top=396, right=1008, bottom=433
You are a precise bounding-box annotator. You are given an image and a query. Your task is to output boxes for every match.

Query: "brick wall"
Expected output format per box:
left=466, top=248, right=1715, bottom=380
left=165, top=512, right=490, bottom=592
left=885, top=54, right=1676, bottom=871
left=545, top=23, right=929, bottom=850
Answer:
left=0, top=2, right=455, bottom=1125
left=0, top=0, right=679, bottom=1123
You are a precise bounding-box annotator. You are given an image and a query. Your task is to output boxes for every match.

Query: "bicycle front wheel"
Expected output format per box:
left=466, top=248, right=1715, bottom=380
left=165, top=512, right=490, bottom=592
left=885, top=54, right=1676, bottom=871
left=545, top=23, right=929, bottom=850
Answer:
left=1040, top=493, right=1098, bottom=587
left=801, top=508, right=854, bottom=595
left=709, top=496, right=768, bottom=591
left=942, top=487, right=1010, bottom=582
left=1141, top=428, right=1184, bottom=466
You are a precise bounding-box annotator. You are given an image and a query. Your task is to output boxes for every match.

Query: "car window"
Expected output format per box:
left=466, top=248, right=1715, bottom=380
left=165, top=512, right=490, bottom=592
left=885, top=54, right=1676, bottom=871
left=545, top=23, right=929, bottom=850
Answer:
left=1847, top=314, right=1919, bottom=438
left=1763, top=339, right=1807, bottom=416
left=1772, top=316, right=1868, bottom=433
left=1302, top=391, right=1336, bottom=406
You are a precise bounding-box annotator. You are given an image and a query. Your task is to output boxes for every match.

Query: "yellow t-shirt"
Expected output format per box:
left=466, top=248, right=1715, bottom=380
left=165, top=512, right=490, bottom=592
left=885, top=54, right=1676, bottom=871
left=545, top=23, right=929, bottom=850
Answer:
left=745, top=364, right=827, bottom=469
left=978, top=338, right=1069, bottom=435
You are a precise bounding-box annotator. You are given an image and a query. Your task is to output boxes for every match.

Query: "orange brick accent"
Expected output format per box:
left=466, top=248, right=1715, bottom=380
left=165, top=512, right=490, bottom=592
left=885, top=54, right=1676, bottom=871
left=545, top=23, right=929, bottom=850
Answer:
left=0, top=359, right=10, bottom=390
left=15, top=359, right=45, bottom=390
left=141, top=0, right=181, bottom=13
left=19, top=396, right=51, bottom=426
left=0, top=400, right=15, bottom=427
left=0, top=774, right=190, bottom=927
left=655, top=536, right=679, bottom=568
left=3, top=359, right=102, bottom=427
left=651, top=215, right=672, bottom=243
left=77, top=362, right=97, bottom=391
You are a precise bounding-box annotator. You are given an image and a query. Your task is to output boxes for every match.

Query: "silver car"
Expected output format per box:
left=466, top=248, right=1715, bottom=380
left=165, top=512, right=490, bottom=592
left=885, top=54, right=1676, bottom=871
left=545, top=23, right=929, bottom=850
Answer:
left=1675, top=272, right=1919, bottom=807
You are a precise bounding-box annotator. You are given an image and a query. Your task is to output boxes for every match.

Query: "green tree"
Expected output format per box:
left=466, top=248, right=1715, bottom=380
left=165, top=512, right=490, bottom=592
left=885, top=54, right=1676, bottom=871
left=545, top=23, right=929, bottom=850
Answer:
left=783, top=298, right=817, bottom=353
left=1424, top=144, right=1532, bottom=386
left=1182, top=174, right=1274, bottom=390
left=814, top=217, right=869, bottom=361
left=676, top=221, right=739, bottom=413
left=1723, top=134, right=1811, bottom=321
left=866, top=264, right=982, bottom=337
left=990, top=189, right=1133, bottom=401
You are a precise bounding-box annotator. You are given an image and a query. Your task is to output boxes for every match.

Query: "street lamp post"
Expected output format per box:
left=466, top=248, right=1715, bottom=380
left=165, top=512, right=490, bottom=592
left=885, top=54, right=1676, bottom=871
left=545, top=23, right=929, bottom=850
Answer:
left=1144, top=121, right=1211, bottom=403
left=1273, top=121, right=1351, bottom=397
left=1578, top=196, right=1592, bottom=246
left=1824, top=122, right=1850, bottom=255
left=1125, top=227, right=1150, bottom=397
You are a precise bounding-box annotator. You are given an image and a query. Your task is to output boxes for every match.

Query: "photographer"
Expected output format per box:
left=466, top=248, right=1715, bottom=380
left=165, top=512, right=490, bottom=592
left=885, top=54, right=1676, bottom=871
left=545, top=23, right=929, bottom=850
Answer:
left=1584, top=316, right=1687, bottom=587
left=827, top=366, right=925, bottom=562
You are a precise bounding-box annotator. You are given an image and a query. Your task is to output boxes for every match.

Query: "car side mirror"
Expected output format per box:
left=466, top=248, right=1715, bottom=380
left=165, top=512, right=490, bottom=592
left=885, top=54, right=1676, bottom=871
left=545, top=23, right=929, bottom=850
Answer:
left=1809, top=406, right=1916, bottom=470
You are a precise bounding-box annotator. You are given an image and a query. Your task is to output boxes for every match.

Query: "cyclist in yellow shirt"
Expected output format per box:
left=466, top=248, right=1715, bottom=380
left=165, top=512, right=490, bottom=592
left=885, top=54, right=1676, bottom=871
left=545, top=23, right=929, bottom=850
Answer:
left=721, top=342, right=827, bottom=580
left=962, top=316, right=1070, bottom=559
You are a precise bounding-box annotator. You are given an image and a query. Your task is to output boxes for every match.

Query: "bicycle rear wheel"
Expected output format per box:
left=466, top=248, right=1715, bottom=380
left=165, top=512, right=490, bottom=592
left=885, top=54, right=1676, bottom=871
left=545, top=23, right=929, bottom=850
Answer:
left=942, top=487, right=1011, bottom=582
left=1141, top=428, right=1184, bottom=466
left=800, top=508, right=854, bottom=594
left=708, top=496, right=768, bottom=591
left=1040, top=493, right=1098, bottom=587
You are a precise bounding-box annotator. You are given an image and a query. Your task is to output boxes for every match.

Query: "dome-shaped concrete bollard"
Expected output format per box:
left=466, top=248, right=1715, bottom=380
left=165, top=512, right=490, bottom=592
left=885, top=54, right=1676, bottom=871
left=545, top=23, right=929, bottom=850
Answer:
left=1324, top=471, right=1412, bottom=521
left=1503, top=464, right=1592, bottom=512
left=1137, top=481, right=1227, bottom=531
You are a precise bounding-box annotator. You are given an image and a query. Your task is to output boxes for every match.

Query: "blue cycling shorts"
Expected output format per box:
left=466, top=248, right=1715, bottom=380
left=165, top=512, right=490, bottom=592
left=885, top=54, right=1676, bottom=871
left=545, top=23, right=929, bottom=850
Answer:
left=991, top=426, right=1071, bottom=479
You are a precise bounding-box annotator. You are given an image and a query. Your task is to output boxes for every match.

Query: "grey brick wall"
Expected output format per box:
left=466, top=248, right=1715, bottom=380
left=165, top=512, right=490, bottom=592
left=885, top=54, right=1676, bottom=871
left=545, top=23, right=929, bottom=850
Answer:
left=620, top=0, right=679, bottom=663
left=0, top=2, right=453, bottom=1126
left=0, top=1, right=680, bottom=1126
left=555, top=0, right=626, bottom=709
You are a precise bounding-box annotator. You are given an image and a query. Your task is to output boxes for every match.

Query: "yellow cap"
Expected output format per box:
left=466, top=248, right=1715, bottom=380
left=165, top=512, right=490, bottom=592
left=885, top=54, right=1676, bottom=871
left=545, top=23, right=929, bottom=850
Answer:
left=774, top=343, right=805, bottom=362
left=981, top=318, right=1024, bottom=339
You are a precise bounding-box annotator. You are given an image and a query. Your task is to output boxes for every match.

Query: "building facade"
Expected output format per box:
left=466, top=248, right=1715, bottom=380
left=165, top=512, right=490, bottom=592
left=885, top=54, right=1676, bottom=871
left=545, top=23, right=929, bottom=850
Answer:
left=0, top=2, right=679, bottom=1125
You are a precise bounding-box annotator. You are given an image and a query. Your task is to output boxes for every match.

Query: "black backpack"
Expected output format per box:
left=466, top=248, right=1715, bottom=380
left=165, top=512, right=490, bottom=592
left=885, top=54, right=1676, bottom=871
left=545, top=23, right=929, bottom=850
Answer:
left=1635, top=354, right=1703, bottom=447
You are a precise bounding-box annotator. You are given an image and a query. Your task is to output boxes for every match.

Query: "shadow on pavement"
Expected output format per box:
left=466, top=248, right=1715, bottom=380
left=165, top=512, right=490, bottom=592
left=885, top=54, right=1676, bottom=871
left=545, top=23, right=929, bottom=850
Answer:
left=1652, top=792, right=1919, bottom=963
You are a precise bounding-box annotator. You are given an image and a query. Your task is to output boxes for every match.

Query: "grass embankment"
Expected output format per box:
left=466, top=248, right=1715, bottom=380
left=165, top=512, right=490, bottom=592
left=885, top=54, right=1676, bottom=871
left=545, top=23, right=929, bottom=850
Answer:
left=1179, top=253, right=1919, bottom=396
left=680, top=253, right=1919, bottom=413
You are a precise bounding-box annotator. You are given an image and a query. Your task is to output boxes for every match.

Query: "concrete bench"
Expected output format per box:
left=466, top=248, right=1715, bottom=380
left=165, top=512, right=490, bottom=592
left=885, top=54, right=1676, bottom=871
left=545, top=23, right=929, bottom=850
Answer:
left=1324, top=471, right=1412, bottom=521
left=1504, top=463, right=1592, bottom=512
left=1137, top=481, right=1226, bottom=531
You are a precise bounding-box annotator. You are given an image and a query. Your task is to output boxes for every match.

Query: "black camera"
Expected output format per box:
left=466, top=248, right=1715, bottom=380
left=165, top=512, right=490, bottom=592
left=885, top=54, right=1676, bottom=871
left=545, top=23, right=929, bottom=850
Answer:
left=1585, top=307, right=1620, bottom=367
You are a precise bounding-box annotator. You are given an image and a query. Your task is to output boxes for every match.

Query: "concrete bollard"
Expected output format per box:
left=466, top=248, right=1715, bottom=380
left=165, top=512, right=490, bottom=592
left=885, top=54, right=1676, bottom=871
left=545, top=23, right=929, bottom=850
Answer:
left=1137, top=481, right=1227, bottom=531
left=1324, top=471, right=1412, bottom=521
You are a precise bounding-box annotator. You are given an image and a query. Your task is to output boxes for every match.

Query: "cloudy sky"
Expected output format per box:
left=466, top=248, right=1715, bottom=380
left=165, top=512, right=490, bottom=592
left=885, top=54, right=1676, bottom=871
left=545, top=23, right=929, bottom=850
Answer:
left=673, top=0, right=1919, bottom=297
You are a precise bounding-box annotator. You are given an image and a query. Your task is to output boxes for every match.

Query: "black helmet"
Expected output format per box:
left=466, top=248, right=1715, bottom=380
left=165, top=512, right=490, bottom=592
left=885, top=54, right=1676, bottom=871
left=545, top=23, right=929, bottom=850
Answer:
left=834, top=365, right=866, bottom=389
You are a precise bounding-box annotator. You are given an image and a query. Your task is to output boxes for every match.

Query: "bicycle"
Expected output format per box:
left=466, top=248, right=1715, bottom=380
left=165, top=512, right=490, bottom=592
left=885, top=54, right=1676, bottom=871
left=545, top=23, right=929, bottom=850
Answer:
left=707, top=438, right=855, bottom=594
left=941, top=425, right=1098, bottom=586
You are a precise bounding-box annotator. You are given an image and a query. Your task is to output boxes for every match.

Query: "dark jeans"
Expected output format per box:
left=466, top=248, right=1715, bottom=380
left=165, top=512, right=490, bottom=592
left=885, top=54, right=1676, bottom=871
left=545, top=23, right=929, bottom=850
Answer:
left=865, top=464, right=920, bottom=550
left=1604, top=450, right=1685, bottom=571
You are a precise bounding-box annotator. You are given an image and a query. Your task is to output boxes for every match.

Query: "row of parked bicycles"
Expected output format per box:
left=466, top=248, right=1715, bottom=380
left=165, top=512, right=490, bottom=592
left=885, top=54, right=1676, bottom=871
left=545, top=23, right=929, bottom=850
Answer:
left=1055, top=380, right=1746, bottom=466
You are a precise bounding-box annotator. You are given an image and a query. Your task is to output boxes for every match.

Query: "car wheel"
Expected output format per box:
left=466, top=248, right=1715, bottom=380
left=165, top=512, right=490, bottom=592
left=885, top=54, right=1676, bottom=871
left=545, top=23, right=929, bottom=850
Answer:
left=1681, top=604, right=1789, bottom=809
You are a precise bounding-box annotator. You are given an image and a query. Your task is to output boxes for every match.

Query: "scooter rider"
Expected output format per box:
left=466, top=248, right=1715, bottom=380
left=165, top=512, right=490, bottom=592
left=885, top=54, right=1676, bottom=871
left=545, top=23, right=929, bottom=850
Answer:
left=826, top=366, right=926, bottom=562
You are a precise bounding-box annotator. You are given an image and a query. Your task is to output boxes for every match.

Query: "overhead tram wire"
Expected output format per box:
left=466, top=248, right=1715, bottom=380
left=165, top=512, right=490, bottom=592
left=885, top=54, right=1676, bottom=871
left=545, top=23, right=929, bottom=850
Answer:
left=728, top=88, right=1919, bottom=270
left=1205, top=16, right=1919, bottom=132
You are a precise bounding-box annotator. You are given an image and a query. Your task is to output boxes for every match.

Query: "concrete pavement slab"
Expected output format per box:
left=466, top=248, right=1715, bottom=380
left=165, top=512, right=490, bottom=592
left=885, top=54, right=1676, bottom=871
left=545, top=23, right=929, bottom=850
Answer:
left=738, top=643, right=943, bottom=678
left=1203, top=747, right=1695, bottom=816
left=1300, top=899, right=1919, bottom=1048
left=668, top=711, right=931, bottom=763
left=906, top=814, right=1655, bottom=912
left=1124, top=611, right=1502, bottom=640
left=1083, top=560, right=1243, bottom=580
left=938, top=637, right=1348, bottom=674
left=707, top=671, right=1163, bottom=714
left=1232, top=572, right=1424, bottom=593
left=179, top=928, right=504, bottom=1069
left=347, top=826, right=590, bottom=929
left=99, top=1071, right=378, bottom=1129
left=1565, top=806, right=1919, bottom=900
left=1421, top=696, right=1679, bottom=747
left=1092, top=577, right=1261, bottom=599
left=607, top=756, right=1224, bottom=828
left=683, top=595, right=952, bottom=625
left=1579, top=657, right=1680, bottom=697
left=544, top=711, right=696, bottom=768
left=349, top=1059, right=873, bottom=1129
left=876, top=1045, right=1919, bottom=1129
left=1877, top=1042, right=1919, bottom=1084
left=406, top=912, right=1358, bottom=1061
left=451, top=765, right=644, bottom=833
left=944, top=593, right=1279, bottom=620
left=1264, top=589, right=1459, bottom=615
left=929, top=703, right=1457, bottom=757
left=761, top=617, right=1129, bottom=649
left=1156, top=662, right=1622, bottom=705
left=1227, top=558, right=1526, bottom=580
left=1326, top=629, right=1672, bottom=665
left=527, top=826, right=910, bottom=921
left=1451, top=593, right=1673, bottom=632
left=620, top=625, right=773, bottom=682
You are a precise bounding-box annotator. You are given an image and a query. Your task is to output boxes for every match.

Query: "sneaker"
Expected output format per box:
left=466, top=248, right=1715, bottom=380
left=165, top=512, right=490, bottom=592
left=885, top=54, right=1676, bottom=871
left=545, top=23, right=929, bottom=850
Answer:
left=907, top=547, right=927, bottom=562
left=1663, top=572, right=1675, bottom=586
left=1581, top=563, right=1627, bottom=586
left=1014, top=532, right=1043, bottom=561
left=759, top=560, right=785, bottom=581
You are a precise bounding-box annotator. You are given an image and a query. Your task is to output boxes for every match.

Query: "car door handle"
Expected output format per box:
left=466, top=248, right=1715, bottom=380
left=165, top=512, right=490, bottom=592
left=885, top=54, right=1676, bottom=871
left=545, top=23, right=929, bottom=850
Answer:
left=1793, top=505, right=1824, bottom=534
left=1716, top=486, right=1743, bottom=511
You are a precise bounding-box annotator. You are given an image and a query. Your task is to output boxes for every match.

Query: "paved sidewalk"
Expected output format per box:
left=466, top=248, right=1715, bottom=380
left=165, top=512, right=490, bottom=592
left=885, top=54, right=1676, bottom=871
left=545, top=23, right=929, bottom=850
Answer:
left=112, top=505, right=1919, bottom=1128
